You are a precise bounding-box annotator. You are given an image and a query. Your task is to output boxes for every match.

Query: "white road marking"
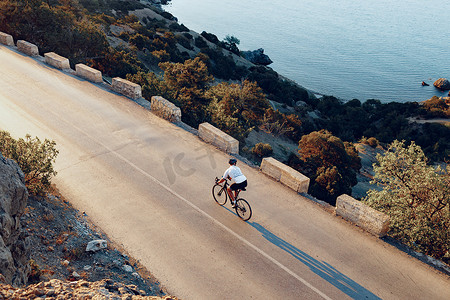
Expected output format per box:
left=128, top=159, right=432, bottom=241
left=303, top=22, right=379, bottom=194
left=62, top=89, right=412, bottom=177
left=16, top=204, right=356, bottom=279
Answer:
left=54, top=111, right=332, bottom=300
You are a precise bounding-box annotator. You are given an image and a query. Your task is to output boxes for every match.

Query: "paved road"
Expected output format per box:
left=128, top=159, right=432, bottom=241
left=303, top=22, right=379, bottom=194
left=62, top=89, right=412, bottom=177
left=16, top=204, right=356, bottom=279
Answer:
left=1, top=45, right=449, bottom=299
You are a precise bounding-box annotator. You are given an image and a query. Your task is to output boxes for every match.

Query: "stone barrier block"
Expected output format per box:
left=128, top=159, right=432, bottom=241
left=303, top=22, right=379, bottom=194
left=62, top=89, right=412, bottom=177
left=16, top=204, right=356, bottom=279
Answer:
left=260, top=157, right=283, bottom=180
left=17, top=40, right=39, bottom=56
left=280, top=167, right=310, bottom=193
left=0, top=32, right=14, bottom=46
left=76, top=64, right=102, bottom=83
left=112, top=77, right=142, bottom=100
left=260, top=157, right=310, bottom=193
left=336, top=194, right=390, bottom=237
left=44, top=52, right=70, bottom=69
left=150, top=96, right=181, bottom=122
left=198, top=122, right=239, bottom=154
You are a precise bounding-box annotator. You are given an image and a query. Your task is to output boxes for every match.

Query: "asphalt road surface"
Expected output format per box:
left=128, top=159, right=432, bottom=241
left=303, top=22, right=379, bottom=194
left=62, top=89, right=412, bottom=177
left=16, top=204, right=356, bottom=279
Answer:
left=1, top=45, right=449, bottom=299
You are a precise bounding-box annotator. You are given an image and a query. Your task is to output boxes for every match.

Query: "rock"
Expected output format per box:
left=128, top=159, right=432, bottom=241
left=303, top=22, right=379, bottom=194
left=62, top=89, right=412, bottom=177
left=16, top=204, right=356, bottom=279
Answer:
left=61, top=260, right=69, bottom=267
left=83, top=265, right=92, bottom=271
left=0, top=278, right=176, bottom=299
left=0, top=153, right=30, bottom=287
left=421, top=81, right=429, bottom=86
left=86, top=240, right=107, bottom=252
left=123, top=264, right=133, bottom=273
left=433, top=78, right=450, bottom=90
left=113, top=259, right=122, bottom=267
left=241, top=48, right=273, bottom=65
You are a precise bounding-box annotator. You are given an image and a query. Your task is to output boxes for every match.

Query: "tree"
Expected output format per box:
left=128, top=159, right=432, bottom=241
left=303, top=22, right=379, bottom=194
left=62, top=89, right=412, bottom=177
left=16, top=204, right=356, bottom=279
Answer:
left=207, top=80, right=269, bottom=124
left=206, top=80, right=269, bottom=140
left=222, top=34, right=240, bottom=54
left=0, top=131, right=59, bottom=195
left=126, top=71, right=172, bottom=102
left=159, top=57, right=214, bottom=126
left=363, top=140, right=449, bottom=260
left=294, top=130, right=361, bottom=204
left=90, top=48, right=144, bottom=78
left=0, top=0, right=109, bottom=63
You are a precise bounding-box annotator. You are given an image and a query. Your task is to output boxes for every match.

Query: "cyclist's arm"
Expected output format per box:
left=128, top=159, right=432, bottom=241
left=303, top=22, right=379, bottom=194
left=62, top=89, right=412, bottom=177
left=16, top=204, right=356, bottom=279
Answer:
left=218, top=168, right=230, bottom=184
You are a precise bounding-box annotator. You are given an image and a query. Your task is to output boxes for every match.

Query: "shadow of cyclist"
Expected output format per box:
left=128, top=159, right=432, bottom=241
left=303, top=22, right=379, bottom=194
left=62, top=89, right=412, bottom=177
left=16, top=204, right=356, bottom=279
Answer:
left=248, top=221, right=381, bottom=300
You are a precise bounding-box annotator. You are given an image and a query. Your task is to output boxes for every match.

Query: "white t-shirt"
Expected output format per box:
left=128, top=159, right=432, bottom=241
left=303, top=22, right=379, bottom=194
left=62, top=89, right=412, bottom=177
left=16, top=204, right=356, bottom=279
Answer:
left=223, top=165, right=247, bottom=184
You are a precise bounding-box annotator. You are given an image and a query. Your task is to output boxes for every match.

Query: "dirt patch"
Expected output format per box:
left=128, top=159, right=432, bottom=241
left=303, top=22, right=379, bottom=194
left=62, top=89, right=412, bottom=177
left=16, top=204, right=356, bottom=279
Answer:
left=351, top=143, right=384, bottom=199
left=243, top=129, right=298, bottom=164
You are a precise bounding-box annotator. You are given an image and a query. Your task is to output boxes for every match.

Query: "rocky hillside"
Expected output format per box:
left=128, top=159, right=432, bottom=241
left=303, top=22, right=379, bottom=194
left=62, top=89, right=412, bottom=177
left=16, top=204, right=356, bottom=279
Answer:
left=0, top=154, right=30, bottom=287
left=0, top=153, right=176, bottom=299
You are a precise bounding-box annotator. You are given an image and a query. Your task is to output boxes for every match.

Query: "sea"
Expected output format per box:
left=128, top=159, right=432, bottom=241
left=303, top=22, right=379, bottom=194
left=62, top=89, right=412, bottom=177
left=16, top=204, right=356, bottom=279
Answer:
left=163, top=0, right=450, bottom=103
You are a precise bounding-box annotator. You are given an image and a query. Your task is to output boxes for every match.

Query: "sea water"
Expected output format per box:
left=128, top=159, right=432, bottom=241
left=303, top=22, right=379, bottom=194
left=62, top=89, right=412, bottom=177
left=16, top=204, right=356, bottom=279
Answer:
left=164, top=0, right=450, bottom=103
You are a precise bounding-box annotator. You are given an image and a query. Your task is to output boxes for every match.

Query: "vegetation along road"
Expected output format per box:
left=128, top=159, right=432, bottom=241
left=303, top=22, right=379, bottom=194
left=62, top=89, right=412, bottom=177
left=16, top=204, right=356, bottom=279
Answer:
left=0, top=45, right=448, bottom=299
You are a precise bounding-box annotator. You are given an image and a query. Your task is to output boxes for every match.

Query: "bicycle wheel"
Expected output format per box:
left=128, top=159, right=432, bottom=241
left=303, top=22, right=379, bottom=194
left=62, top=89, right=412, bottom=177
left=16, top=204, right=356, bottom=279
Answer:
left=212, top=184, right=227, bottom=205
left=235, top=198, right=252, bottom=221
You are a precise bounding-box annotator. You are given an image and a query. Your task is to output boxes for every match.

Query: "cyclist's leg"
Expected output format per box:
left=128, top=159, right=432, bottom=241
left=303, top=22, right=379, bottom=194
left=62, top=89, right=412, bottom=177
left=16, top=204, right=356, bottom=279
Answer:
left=226, top=187, right=235, bottom=202
left=229, top=183, right=240, bottom=205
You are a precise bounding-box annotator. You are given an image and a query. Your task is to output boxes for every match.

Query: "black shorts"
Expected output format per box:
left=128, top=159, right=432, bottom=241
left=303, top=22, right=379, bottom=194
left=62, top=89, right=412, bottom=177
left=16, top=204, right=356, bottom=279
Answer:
left=230, top=180, right=247, bottom=191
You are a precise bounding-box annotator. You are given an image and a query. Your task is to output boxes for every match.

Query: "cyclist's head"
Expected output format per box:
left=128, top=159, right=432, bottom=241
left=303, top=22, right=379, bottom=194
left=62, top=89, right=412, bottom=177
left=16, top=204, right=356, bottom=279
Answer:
left=228, top=158, right=237, bottom=165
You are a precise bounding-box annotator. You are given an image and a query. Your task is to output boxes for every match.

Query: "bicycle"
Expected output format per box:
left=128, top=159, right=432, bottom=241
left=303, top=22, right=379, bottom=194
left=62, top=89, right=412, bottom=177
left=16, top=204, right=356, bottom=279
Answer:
left=212, top=177, right=252, bottom=221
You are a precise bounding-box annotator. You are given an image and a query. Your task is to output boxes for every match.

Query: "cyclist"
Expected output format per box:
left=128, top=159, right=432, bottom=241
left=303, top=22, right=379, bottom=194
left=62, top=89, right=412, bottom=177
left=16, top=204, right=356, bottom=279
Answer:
left=217, top=158, right=247, bottom=206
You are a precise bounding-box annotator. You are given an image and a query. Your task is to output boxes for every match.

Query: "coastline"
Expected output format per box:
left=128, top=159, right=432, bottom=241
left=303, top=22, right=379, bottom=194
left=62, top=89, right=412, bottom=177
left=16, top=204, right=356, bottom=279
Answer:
left=161, top=0, right=450, bottom=104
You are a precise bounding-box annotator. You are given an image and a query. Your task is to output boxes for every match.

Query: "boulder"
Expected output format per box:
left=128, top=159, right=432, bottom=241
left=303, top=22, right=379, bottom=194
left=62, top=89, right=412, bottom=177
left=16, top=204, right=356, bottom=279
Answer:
left=86, top=239, right=107, bottom=252
left=241, top=48, right=273, bottom=66
left=0, top=154, right=30, bottom=286
left=433, top=78, right=450, bottom=90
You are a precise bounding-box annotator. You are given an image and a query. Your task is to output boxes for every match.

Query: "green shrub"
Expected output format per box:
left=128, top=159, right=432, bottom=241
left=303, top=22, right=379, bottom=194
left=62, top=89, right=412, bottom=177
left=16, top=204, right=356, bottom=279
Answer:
left=361, top=136, right=379, bottom=148
left=201, top=31, right=220, bottom=44
left=183, top=32, right=193, bottom=40
left=28, top=259, right=41, bottom=283
left=251, top=143, right=273, bottom=157
left=0, top=131, right=59, bottom=195
left=159, top=11, right=177, bottom=21
left=169, top=22, right=189, bottom=32
left=247, top=66, right=310, bottom=106
left=177, top=35, right=194, bottom=50
left=200, top=48, right=247, bottom=80
left=292, top=130, right=361, bottom=204
left=194, top=36, right=208, bottom=48
left=367, top=137, right=379, bottom=148
left=364, top=140, right=449, bottom=260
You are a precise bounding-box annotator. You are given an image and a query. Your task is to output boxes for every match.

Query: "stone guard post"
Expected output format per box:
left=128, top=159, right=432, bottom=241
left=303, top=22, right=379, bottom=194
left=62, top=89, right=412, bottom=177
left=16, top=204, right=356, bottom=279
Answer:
left=260, top=157, right=310, bottom=193
left=198, top=122, right=239, bottom=154
left=112, top=77, right=142, bottom=100
left=336, top=194, right=390, bottom=237
left=44, top=52, right=70, bottom=70
left=75, top=64, right=103, bottom=83
left=150, top=96, right=181, bottom=122
left=17, top=40, right=39, bottom=56
left=0, top=32, right=14, bottom=46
